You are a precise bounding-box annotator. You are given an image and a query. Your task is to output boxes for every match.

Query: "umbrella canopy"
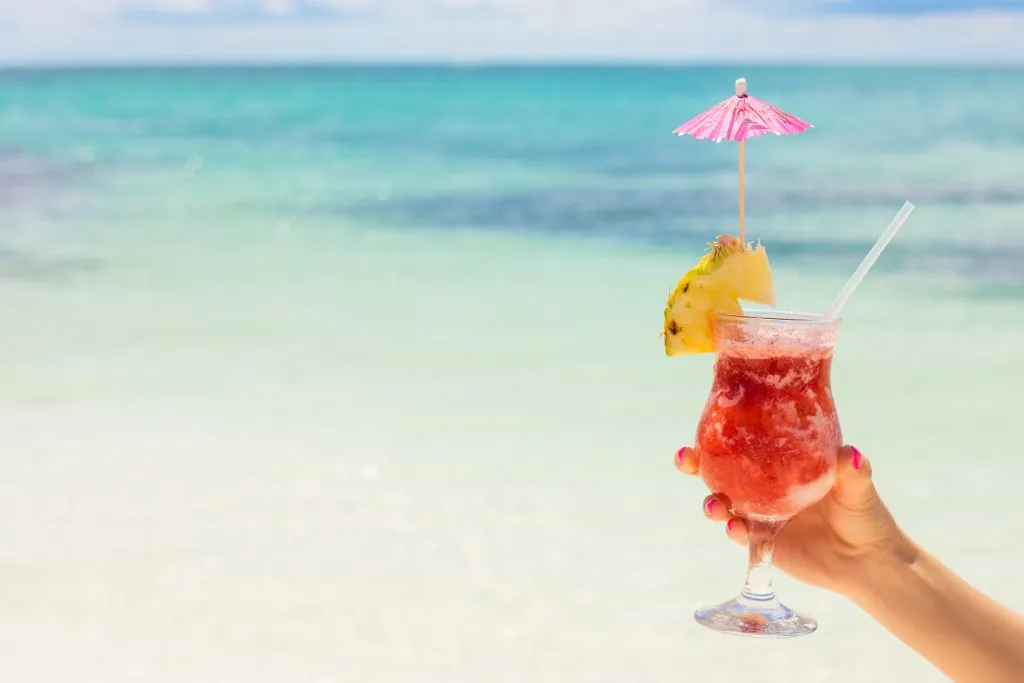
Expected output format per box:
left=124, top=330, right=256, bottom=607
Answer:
left=674, top=78, right=812, bottom=142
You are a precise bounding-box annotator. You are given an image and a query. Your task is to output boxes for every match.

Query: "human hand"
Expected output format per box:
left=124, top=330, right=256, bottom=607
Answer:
left=675, top=444, right=915, bottom=596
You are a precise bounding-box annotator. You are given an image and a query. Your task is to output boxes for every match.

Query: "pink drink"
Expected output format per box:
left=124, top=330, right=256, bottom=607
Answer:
left=695, top=313, right=841, bottom=522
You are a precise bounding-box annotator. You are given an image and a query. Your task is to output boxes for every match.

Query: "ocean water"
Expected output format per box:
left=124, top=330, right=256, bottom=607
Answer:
left=0, top=65, right=1022, bottom=682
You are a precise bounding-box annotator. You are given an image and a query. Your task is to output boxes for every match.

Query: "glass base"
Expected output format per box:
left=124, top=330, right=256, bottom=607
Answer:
left=694, top=595, right=817, bottom=638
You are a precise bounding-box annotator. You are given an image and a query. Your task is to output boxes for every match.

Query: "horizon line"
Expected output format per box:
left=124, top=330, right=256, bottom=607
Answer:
left=3, top=57, right=1024, bottom=70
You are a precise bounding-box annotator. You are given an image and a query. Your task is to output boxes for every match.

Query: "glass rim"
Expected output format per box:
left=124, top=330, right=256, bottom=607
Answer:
left=712, top=309, right=842, bottom=326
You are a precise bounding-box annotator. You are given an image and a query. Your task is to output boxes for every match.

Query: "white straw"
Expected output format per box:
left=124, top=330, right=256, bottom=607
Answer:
left=823, top=201, right=916, bottom=320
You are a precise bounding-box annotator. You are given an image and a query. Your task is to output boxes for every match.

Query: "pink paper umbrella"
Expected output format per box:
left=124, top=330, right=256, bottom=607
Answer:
left=673, top=77, right=812, bottom=244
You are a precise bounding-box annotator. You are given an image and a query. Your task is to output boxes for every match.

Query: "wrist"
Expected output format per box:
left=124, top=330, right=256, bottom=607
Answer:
left=837, top=531, right=921, bottom=605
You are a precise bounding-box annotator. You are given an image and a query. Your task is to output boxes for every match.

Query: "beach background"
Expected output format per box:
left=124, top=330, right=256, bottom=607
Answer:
left=2, top=7, right=1024, bottom=683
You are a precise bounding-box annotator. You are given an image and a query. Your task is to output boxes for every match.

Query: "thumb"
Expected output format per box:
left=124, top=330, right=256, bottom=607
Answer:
left=830, top=445, right=878, bottom=510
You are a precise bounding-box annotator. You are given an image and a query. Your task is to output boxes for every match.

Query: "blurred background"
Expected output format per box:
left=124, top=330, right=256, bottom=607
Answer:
left=1, top=2, right=1023, bottom=682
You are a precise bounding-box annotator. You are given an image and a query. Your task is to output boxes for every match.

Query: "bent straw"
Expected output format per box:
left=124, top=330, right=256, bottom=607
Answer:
left=823, top=201, right=916, bottom=321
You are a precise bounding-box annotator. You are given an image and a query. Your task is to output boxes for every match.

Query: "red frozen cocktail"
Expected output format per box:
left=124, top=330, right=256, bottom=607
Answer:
left=686, top=311, right=842, bottom=637
left=696, top=313, right=841, bottom=522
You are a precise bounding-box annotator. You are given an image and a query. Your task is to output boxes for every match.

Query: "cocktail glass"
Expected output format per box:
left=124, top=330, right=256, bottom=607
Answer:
left=693, top=311, right=842, bottom=638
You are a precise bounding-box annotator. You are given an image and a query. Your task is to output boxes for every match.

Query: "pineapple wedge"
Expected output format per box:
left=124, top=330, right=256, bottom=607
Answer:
left=663, top=235, right=776, bottom=355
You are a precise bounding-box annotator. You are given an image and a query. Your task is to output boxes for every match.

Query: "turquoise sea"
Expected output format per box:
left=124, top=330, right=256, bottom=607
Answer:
left=0, top=66, right=1022, bottom=682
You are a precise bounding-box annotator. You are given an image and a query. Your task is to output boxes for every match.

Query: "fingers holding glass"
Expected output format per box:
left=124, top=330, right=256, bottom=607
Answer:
left=703, top=493, right=732, bottom=521
left=725, top=517, right=749, bottom=545
left=674, top=446, right=699, bottom=475
left=702, top=494, right=748, bottom=545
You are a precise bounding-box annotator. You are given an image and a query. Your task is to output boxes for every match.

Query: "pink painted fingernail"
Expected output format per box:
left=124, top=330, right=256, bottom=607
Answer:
left=851, top=446, right=863, bottom=470
left=726, top=518, right=736, bottom=532
left=676, top=447, right=688, bottom=463
left=705, top=498, right=716, bottom=516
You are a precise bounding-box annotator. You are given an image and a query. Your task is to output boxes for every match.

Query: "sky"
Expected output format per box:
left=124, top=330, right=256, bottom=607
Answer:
left=3, top=0, right=1024, bottom=65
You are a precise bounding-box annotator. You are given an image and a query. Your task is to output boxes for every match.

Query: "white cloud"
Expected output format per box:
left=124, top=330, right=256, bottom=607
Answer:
left=149, top=0, right=212, bottom=13
left=1, top=0, right=1023, bottom=64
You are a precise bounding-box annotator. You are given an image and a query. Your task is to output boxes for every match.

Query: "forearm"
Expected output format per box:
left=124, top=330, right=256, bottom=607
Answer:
left=846, top=538, right=1024, bottom=683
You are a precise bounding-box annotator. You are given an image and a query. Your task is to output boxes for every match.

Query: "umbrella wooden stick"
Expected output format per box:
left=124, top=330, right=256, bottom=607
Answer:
left=739, top=139, right=745, bottom=245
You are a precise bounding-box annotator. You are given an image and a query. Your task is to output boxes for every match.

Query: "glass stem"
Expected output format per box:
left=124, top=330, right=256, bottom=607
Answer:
left=739, top=520, right=785, bottom=607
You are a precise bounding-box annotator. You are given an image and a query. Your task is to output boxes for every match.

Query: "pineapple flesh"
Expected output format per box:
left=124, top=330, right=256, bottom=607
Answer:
left=663, top=235, right=776, bottom=355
